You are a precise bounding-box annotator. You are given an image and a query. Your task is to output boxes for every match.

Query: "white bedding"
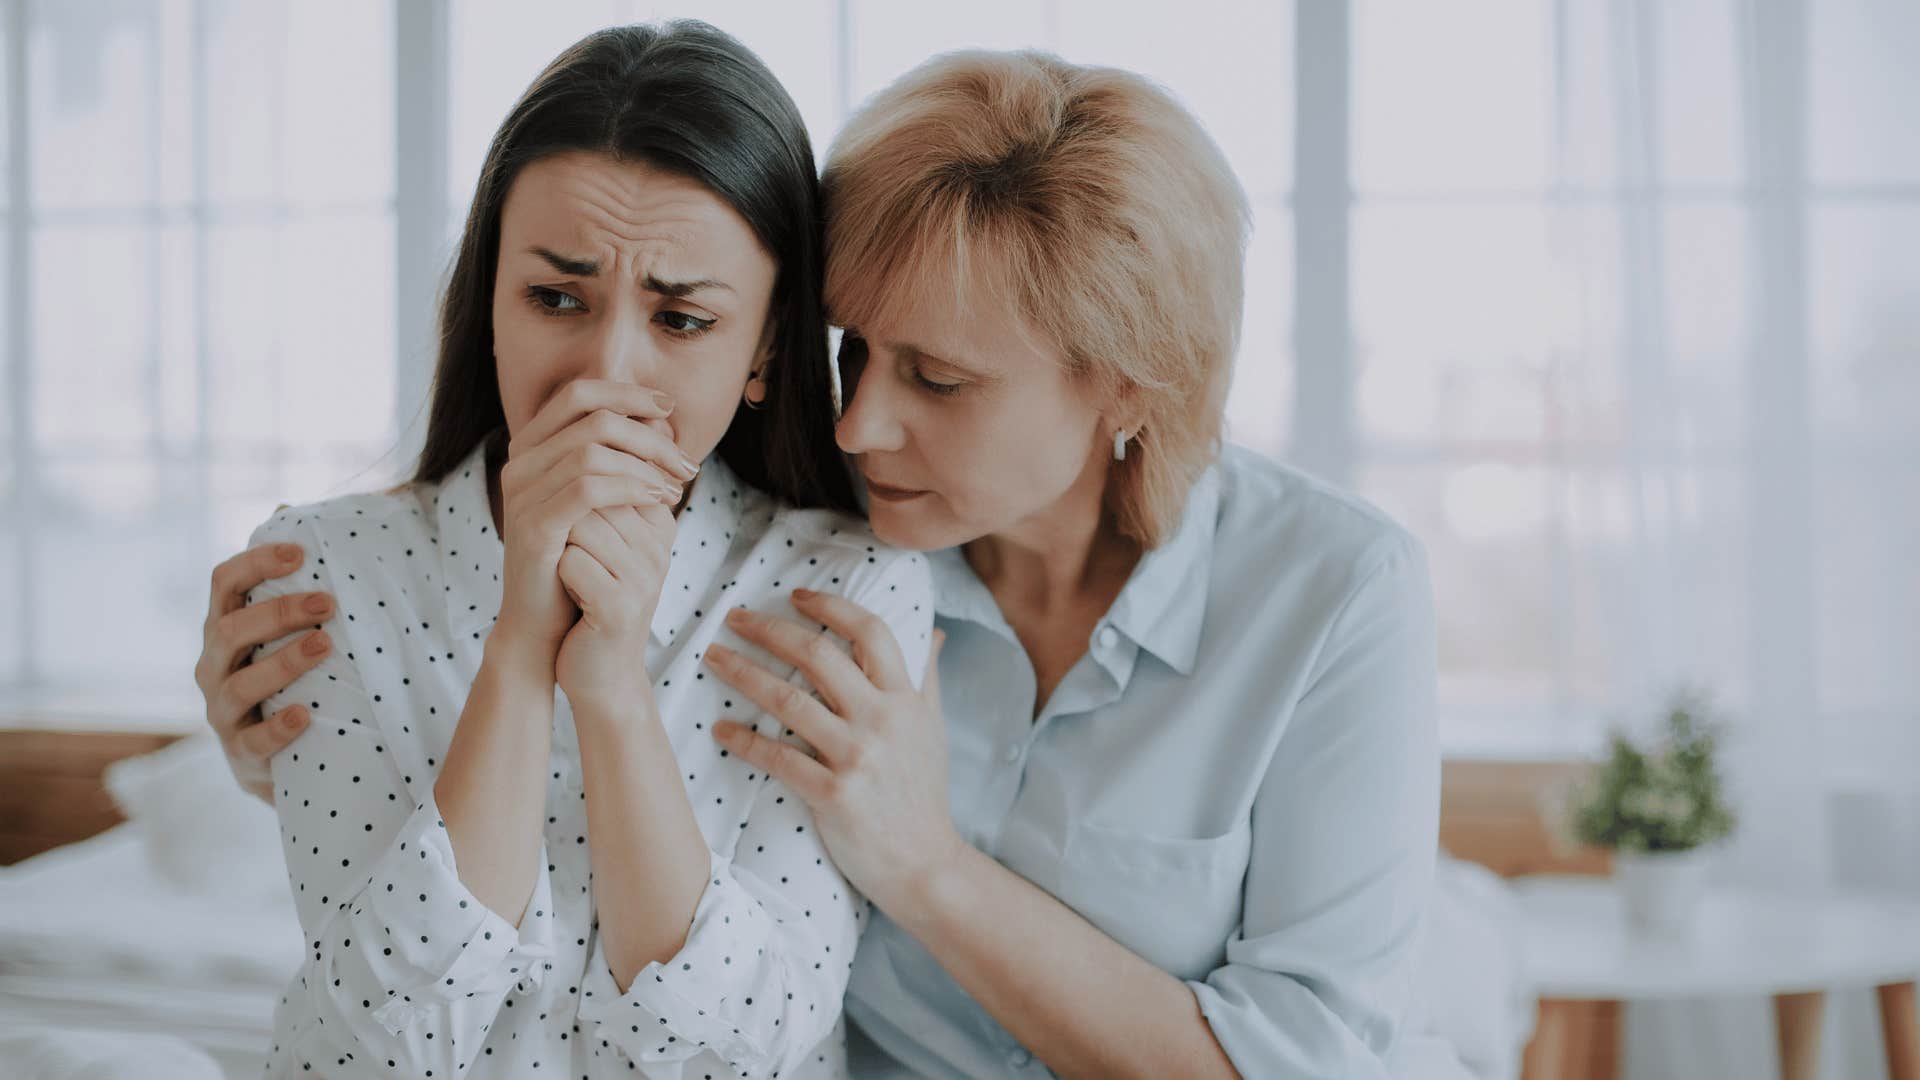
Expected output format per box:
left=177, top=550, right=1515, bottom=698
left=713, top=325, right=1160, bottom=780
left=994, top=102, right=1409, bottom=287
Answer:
left=0, top=750, right=300, bottom=1080
left=0, top=734, right=1532, bottom=1080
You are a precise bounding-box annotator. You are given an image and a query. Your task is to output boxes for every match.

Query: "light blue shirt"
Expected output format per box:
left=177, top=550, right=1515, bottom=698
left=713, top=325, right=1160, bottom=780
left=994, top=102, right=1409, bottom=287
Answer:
left=843, top=445, right=1441, bottom=1079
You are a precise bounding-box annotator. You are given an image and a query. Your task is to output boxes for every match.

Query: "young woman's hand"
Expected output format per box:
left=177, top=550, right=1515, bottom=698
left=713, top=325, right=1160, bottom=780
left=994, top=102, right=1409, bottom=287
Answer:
left=702, top=591, right=956, bottom=915
left=493, top=380, right=696, bottom=672
left=196, top=540, right=336, bottom=803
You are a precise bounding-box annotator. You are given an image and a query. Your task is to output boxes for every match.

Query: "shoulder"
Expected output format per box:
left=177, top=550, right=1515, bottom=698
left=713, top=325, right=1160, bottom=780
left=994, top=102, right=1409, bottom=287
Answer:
left=1212, top=443, right=1426, bottom=588
left=757, top=506, right=934, bottom=648
left=761, top=506, right=931, bottom=587
left=248, top=487, right=428, bottom=547
left=245, top=488, right=433, bottom=599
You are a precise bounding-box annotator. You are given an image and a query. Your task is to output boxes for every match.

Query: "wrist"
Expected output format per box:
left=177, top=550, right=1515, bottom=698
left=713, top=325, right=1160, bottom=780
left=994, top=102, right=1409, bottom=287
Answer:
left=567, top=676, right=656, bottom=721
left=482, top=625, right=560, bottom=686
left=885, top=828, right=976, bottom=930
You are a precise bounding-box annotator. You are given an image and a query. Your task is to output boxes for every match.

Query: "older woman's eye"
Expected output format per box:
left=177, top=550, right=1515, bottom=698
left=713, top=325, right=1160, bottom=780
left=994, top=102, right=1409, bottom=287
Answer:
left=912, top=364, right=964, bottom=396
left=525, top=286, right=584, bottom=315
left=657, top=310, right=717, bottom=337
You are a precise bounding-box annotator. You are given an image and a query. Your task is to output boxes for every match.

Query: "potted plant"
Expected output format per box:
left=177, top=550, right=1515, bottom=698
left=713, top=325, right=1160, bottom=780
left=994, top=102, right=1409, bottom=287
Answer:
left=1559, top=690, right=1738, bottom=932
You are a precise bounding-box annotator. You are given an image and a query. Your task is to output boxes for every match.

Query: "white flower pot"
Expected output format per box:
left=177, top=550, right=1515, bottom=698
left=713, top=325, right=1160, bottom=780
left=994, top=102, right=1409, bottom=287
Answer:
left=1614, top=848, right=1714, bottom=933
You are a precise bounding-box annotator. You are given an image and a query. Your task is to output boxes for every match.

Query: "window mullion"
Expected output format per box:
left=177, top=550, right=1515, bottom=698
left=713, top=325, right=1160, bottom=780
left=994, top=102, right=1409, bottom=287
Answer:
left=394, top=0, right=450, bottom=470
left=5, top=0, right=35, bottom=692
left=1290, top=0, right=1353, bottom=487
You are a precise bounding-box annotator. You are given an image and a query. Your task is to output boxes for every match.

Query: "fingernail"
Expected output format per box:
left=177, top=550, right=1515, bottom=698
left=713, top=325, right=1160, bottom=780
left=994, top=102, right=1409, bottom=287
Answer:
left=724, top=607, right=749, bottom=624
left=305, top=595, right=332, bottom=616
left=650, top=390, right=675, bottom=411
left=676, top=452, right=700, bottom=478
left=277, top=544, right=301, bottom=563
left=303, top=631, right=330, bottom=656
left=705, top=642, right=732, bottom=661
left=792, top=588, right=815, bottom=600
left=284, top=707, right=308, bottom=729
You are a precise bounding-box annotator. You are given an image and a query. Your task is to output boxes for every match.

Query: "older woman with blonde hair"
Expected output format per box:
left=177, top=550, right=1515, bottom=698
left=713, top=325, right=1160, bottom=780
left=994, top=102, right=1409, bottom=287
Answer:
left=202, top=44, right=1441, bottom=1079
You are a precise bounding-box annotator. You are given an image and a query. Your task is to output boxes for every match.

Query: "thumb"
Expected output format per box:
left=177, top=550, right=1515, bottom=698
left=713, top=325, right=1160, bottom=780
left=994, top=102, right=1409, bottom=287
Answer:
left=920, top=629, right=946, bottom=703
left=917, top=630, right=940, bottom=699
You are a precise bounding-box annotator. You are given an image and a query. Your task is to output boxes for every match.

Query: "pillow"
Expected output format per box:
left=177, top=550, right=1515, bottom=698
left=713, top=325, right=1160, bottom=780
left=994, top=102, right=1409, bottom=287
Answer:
left=102, top=732, right=285, bottom=900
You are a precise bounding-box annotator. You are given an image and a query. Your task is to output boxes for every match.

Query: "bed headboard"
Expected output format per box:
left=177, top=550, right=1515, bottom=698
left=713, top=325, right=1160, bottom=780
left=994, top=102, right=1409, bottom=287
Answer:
left=0, top=730, right=185, bottom=865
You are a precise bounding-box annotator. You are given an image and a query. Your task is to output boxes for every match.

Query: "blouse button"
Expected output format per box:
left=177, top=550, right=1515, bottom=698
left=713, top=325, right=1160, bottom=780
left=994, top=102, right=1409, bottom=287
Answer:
left=1096, top=625, right=1119, bottom=650
left=1009, top=1048, right=1033, bottom=1067
left=1001, top=744, right=1022, bottom=765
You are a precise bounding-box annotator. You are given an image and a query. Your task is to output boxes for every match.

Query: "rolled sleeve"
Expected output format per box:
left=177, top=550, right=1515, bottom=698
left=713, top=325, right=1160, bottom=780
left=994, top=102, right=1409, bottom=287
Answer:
left=578, top=830, right=861, bottom=1078
left=356, top=793, right=558, bottom=1034
left=1190, top=539, right=1439, bottom=1078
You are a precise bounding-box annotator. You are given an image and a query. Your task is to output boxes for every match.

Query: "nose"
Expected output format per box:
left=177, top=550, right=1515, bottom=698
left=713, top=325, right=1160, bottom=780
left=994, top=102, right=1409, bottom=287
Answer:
left=580, top=304, right=662, bottom=386
left=834, top=359, right=907, bottom=455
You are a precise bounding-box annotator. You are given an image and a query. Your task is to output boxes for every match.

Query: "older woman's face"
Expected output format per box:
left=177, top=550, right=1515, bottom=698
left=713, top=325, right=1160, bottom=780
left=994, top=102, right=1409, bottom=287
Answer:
left=491, top=152, right=776, bottom=460
left=833, top=286, right=1115, bottom=551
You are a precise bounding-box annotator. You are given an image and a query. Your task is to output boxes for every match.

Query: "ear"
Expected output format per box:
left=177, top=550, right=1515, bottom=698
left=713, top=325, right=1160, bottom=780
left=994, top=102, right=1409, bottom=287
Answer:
left=1104, top=384, right=1146, bottom=439
left=753, top=312, right=780, bottom=374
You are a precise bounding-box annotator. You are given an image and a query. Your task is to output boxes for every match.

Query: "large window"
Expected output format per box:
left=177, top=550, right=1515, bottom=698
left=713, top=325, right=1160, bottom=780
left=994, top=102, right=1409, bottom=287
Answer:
left=3, top=1, right=1914, bottom=789
left=2, top=0, right=397, bottom=722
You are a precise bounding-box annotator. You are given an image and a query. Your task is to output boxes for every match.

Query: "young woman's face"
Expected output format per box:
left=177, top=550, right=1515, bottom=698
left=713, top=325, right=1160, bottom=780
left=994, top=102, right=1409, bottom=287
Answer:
left=491, top=152, right=777, bottom=460
left=833, top=284, right=1116, bottom=551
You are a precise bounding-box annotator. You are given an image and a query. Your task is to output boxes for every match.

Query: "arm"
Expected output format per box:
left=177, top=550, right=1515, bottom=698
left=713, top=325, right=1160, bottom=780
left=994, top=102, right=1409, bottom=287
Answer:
left=1186, top=541, right=1439, bottom=1076
left=573, top=700, right=869, bottom=1077
left=717, top=541, right=1438, bottom=1079
left=899, top=541, right=1438, bottom=1078
left=572, top=551, right=930, bottom=1078
left=247, top=513, right=560, bottom=1070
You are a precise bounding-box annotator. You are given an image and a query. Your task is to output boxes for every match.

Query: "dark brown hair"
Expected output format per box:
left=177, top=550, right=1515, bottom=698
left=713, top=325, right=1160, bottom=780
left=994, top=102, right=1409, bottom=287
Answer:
left=411, top=21, right=855, bottom=513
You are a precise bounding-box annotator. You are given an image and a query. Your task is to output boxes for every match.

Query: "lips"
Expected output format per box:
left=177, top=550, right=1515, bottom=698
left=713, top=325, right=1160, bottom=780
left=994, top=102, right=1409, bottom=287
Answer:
left=862, top=474, right=925, bottom=502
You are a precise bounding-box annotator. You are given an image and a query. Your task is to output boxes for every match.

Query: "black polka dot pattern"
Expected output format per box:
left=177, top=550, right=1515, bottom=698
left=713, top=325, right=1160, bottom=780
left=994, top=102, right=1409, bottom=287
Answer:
left=245, top=442, right=935, bottom=1078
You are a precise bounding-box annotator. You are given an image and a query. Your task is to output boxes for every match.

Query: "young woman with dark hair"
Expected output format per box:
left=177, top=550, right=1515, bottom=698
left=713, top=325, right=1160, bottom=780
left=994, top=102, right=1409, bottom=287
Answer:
left=235, top=22, right=931, bottom=1079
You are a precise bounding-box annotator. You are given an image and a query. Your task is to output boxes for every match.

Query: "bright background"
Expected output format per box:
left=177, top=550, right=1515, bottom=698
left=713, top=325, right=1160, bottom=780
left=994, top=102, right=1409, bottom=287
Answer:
left=2, top=2, right=1917, bottom=1075
left=3, top=2, right=1917, bottom=841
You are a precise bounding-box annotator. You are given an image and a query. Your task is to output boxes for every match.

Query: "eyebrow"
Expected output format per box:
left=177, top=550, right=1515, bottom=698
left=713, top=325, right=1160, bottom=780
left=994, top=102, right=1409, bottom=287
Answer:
left=528, top=247, right=735, bottom=298
left=891, top=340, right=988, bottom=379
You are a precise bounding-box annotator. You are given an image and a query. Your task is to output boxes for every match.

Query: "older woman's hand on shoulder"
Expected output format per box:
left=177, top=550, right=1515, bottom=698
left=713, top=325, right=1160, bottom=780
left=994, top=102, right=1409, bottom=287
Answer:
left=704, top=588, right=959, bottom=914
left=195, top=533, right=336, bottom=802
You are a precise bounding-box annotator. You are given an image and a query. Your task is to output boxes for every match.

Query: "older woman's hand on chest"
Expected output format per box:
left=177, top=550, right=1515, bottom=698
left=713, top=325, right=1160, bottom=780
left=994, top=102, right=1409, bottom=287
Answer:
left=702, top=588, right=961, bottom=915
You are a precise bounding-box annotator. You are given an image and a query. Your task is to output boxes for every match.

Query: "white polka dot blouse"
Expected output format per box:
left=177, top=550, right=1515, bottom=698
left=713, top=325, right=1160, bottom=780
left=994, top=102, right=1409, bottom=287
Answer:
left=245, top=440, right=934, bottom=1079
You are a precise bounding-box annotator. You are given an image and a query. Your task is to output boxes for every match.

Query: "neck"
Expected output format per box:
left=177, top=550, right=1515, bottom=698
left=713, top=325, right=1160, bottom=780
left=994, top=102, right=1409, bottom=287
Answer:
left=962, top=462, right=1139, bottom=621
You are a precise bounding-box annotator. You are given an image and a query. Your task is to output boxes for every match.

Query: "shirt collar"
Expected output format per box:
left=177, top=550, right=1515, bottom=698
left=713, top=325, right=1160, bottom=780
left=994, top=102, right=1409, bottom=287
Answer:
left=930, top=462, right=1220, bottom=677
left=439, top=438, right=748, bottom=647
left=650, top=451, right=747, bottom=648
left=1103, top=463, right=1219, bottom=676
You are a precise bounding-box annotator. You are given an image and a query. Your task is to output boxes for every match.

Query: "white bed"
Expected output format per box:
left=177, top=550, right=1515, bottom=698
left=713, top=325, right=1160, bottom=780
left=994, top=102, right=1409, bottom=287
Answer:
left=0, top=734, right=1531, bottom=1079
left=0, top=735, right=299, bottom=1079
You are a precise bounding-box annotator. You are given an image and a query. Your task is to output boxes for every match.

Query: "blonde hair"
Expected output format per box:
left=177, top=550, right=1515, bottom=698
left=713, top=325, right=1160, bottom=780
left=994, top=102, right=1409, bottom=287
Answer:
left=821, top=50, right=1251, bottom=547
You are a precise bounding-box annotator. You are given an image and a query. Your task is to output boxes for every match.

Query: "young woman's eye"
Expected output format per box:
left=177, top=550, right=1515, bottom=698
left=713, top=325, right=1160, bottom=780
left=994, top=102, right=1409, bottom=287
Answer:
left=526, top=286, right=584, bottom=315
left=657, top=310, right=717, bottom=337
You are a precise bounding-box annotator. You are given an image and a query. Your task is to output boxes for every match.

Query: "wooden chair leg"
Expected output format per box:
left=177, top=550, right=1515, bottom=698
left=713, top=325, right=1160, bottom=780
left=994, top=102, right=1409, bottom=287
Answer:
left=1523, top=999, right=1620, bottom=1080
left=1775, top=990, right=1827, bottom=1080
left=1881, top=981, right=1919, bottom=1080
